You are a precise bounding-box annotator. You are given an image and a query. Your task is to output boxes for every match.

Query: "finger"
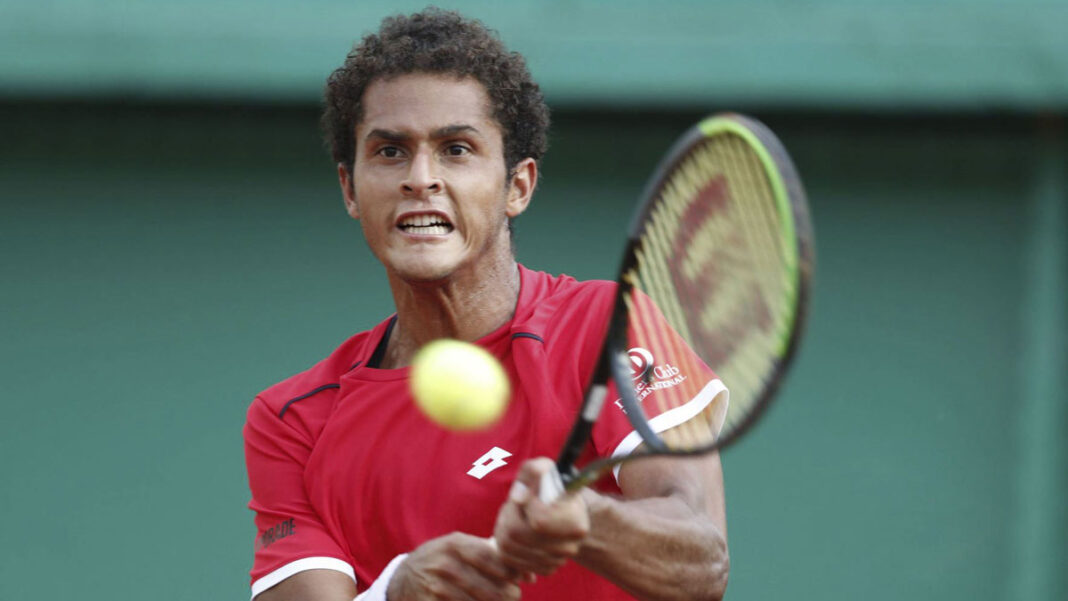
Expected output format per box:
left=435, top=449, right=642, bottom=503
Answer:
left=494, top=519, right=573, bottom=576
left=389, top=553, right=475, bottom=601
left=513, top=457, right=557, bottom=492
left=494, top=484, right=585, bottom=574
left=456, top=536, right=522, bottom=582
left=429, top=537, right=523, bottom=601
left=496, top=550, right=567, bottom=577
left=508, top=479, right=533, bottom=505
left=537, top=467, right=565, bottom=503
left=484, top=538, right=538, bottom=584
left=431, top=575, right=517, bottom=601
left=497, top=517, right=585, bottom=558
left=494, top=539, right=567, bottom=576
left=523, top=493, right=590, bottom=539
left=513, top=459, right=589, bottom=533
left=506, top=464, right=588, bottom=542
left=495, top=530, right=577, bottom=573
left=444, top=570, right=520, bottom=601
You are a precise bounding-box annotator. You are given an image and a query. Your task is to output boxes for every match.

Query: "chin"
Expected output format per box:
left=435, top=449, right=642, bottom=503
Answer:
left=390, top=257, right=462, bottom=284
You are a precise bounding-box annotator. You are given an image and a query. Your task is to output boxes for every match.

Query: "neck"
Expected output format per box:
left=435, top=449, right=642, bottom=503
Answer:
left=379, top=258, right=521, bottom=369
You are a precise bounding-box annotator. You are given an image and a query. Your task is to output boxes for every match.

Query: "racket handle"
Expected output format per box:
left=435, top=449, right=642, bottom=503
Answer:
left=538, top=468, right=565, bottom=504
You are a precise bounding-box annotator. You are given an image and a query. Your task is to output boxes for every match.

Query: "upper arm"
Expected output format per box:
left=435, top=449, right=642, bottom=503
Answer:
left=245, top=397, right=357, bottom=596
left=254, top=568, right=357, bottom=601
left=616, top=451, right=727, bottom=539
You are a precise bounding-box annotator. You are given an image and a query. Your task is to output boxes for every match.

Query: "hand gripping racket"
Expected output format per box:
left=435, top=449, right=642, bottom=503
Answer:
left=540, top=113, right=815, bottom=501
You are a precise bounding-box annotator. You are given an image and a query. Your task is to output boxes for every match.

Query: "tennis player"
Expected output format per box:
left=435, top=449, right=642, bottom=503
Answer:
left=244, top=8, right=729, bottom=601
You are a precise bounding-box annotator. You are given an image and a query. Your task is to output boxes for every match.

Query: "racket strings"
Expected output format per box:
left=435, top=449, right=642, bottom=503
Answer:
left=718, top=135, right=793, bottom=425
left=710, top=138, right=771, bottom=417
left=626, top=133, right=794, bottom=447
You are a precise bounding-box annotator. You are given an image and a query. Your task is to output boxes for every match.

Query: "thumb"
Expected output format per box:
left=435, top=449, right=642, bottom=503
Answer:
left=512, top=457, right=565, bottom=505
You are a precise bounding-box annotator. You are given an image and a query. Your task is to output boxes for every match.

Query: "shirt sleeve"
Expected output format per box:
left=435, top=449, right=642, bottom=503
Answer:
left=589, top=290, right=730, bottom=475
left=244, top=397, right=355, bottom=598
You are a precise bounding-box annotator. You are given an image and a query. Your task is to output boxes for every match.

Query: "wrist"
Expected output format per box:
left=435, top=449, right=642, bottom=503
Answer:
left=575, top=487, right=605, bottom=556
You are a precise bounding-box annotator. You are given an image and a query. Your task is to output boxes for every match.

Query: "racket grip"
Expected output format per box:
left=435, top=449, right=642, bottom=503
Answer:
left=538, top=468, right=565, bottom=504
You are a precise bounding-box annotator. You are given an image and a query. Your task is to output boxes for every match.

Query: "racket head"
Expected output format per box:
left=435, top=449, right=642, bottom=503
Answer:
left=607, top=112, right=814, bottom=460
left=547, top=113, right=814, bottom=497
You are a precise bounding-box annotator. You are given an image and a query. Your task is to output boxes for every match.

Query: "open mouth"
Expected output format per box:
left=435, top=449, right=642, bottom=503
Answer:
left=397, top=213, right=454, bottom=236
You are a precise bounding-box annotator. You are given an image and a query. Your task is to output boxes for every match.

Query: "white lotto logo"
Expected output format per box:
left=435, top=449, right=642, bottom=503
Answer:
left=467, top=446, right=512, bottom=479
left=627, top=347, right=655, bottom=380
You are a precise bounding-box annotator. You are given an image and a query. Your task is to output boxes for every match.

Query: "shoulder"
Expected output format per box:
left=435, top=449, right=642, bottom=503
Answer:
left=515, top=264, right=616, bottom=331
left=246, top=326, right=380, bottom=441
left=512, top=265, right=616, bottom=372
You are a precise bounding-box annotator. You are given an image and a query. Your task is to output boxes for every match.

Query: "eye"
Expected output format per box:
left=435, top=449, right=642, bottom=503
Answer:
left=444, top=143, right=471, bottom=157
left=376, top=146, right=403, bottom=159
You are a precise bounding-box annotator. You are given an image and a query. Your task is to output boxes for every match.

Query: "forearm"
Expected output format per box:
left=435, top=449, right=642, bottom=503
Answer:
left=576, top=490, right=729, bottom=601
left=494, top=455, right=730, bottom=600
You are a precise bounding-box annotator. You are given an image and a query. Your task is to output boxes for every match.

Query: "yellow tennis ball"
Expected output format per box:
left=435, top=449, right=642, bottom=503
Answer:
left=410, top=339, right=511, bottom=431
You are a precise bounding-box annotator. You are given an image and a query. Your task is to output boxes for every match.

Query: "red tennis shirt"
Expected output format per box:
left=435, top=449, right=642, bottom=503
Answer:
left=244, top=265, right=727, bottom=599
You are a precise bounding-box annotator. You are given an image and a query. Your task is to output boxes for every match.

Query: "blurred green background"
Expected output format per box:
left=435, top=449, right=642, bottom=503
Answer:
left=2, top=1, right=1065, bottom=599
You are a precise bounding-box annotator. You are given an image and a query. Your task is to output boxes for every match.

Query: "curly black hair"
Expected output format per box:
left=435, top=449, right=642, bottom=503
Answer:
left=322, top=8, right=550, bottom=176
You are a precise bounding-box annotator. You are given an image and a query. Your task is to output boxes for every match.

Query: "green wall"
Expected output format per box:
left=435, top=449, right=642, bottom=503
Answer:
left=3, top=0, right=1068, bottom=108
left=2, top=102, right=1064, bottom=600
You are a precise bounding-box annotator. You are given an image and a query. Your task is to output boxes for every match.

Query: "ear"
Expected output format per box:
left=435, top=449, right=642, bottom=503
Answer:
left=338, top=163, right=360, bottom=219
left=505, top=158, right=537, bottom=218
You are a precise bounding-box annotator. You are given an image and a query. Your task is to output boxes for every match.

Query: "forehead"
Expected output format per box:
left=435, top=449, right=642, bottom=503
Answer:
left=358, top=73, right=499, bottom=138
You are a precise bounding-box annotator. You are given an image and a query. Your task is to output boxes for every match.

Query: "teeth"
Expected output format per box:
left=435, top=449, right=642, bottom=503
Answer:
left=404, top=225, right=451, bottom=235
left=399, top=213, right=452, bottom=235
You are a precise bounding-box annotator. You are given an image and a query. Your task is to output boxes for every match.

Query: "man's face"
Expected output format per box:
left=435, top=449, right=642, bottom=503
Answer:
left=342, top=73, right=532, bottom=284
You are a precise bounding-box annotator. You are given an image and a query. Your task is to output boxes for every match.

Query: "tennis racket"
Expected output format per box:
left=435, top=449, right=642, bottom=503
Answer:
left=540, top=113, right=814, bottom=502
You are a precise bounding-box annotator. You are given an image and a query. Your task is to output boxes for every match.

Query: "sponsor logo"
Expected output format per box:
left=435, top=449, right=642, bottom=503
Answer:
left=627, top=348, right=655, bottom=381
left=467, top=446, right=512, bottom=479
left=615, top=347, right=687, bottom=411
left=255, top=518, right=296, bottom=550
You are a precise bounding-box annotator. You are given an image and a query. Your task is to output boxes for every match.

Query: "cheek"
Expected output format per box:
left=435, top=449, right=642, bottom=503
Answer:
left=468, top=185, right=510, bottom=226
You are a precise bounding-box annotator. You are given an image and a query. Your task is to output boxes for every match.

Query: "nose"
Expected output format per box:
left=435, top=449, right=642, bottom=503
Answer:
left=401, top=150, right=442, bottom=198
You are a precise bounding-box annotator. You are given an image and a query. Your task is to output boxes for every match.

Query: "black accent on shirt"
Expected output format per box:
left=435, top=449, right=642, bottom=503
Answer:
left=366, top=315, right=398, bottom=369
left=278, top=383, right=341, bottom=419
left=511, top=332, right=544, bottom=343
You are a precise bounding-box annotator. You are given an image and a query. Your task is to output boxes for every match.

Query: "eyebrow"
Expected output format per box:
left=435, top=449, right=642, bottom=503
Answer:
left=364, top=124, right=482, bottom=143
